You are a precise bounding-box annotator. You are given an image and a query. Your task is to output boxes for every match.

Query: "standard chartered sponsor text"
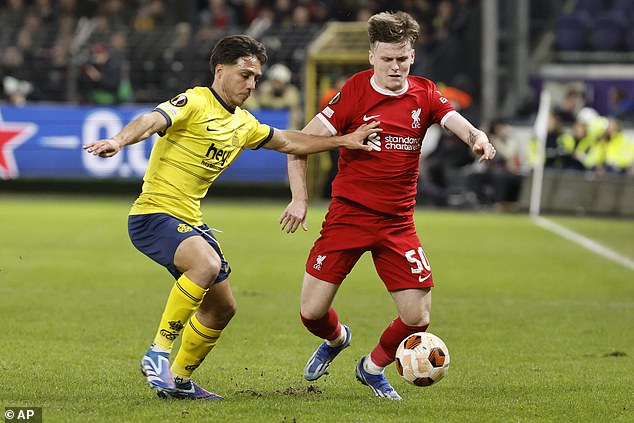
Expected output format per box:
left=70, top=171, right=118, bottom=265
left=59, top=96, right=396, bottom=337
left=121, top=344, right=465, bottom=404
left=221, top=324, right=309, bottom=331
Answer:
left=383, top=135, right=422, bottom=150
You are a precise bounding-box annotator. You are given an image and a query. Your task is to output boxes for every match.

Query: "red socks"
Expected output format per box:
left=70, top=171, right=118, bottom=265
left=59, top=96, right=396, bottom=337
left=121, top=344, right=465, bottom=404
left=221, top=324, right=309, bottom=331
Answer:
left=301, top=311, right=429, bottom=368
left=370, top=317, right=429, bottom=367
left=300, top=307, right=342, bottom=341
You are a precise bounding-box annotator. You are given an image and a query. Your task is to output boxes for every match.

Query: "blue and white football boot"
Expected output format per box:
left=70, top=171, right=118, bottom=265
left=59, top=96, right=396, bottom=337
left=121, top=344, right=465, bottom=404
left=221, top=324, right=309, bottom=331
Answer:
left=157, top=377, right=223, bottom=401
left=303, top=325, right=352, bottom=381
left=355, top=356, right=402, bottom=400
left=140, top=345, right=176, bottom=392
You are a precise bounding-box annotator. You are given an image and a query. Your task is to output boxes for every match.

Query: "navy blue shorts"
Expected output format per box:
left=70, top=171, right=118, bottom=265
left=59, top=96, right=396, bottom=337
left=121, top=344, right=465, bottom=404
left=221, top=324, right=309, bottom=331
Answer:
left=128, top=213, right=231, bottom=283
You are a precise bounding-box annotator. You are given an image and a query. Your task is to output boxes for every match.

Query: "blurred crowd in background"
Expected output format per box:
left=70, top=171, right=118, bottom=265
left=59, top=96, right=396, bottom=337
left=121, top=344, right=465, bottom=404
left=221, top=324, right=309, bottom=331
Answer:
left=421, top=89, right=634, bottom=210
left=0, top=0, right=481, bottom=106
left=1, top=0, right=633, bottom=208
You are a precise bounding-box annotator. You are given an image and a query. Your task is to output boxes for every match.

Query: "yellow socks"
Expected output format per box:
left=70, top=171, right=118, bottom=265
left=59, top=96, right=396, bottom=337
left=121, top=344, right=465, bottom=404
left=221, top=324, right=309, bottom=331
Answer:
left=172, top=313, right=222, bottom=380
left=152, top=274, right=207, bottom=351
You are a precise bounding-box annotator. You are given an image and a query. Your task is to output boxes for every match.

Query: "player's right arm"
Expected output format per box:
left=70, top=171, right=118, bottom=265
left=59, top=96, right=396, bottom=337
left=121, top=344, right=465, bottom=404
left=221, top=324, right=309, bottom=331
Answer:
left=279, top=116, right=332, bottom=233
left=83, top=111, right=168, bottom=158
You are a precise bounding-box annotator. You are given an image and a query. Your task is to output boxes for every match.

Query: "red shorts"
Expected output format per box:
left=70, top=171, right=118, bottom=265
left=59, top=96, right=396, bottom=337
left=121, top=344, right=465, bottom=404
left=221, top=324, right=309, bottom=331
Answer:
left=305, top=198, right=434, bottom=291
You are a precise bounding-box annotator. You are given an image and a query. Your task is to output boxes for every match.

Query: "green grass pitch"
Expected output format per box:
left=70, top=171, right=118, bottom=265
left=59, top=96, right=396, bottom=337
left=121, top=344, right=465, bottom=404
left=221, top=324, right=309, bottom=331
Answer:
left=1, top=194, right=632, bottom=422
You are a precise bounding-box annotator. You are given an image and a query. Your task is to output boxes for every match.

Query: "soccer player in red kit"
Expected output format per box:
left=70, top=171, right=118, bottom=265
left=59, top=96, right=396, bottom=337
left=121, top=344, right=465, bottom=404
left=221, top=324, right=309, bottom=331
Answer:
left=279, top=11, right=496, bottom=400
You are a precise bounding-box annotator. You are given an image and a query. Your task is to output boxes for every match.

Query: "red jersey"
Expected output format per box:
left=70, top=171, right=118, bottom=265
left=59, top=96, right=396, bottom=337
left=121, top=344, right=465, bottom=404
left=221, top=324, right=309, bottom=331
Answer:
left=317, top=70, right=456, bottom=216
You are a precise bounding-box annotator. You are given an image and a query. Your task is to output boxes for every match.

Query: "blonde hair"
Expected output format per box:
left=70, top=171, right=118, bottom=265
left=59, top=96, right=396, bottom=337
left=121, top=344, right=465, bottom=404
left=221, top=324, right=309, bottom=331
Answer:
left=368, top=11, right=420, bottom=48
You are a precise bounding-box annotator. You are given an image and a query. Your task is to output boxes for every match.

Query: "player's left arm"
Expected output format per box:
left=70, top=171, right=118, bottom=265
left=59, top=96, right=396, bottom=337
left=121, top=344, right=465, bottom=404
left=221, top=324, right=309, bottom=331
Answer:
left=444, top=112, right=496, bottom=161
left=263, top=122, right=379, bottom=155
left=278, top=116, right=331, bottom=233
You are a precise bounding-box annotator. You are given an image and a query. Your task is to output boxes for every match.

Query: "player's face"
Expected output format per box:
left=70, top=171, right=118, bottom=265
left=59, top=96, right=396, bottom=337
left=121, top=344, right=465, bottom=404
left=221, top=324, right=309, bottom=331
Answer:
left=214, top=56, right=262, bottom=108
left=369, top=41, right=415, bottom=92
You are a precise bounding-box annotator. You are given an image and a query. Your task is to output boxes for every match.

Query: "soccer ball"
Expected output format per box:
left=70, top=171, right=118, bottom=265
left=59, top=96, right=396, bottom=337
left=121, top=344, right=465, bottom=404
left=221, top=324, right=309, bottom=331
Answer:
left=395, top=332, right=450, bottom=386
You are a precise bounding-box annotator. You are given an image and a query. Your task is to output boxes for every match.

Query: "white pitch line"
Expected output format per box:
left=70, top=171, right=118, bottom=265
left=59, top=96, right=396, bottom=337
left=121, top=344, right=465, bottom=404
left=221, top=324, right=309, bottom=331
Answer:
left=532, top=216, right=634, bottom=272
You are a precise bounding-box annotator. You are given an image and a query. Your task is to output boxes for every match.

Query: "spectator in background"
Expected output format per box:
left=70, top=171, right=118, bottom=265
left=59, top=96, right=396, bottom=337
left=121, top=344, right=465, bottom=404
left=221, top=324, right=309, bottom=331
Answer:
left=245, top=63, right=303, bottom=130
left=573, top=107, right=608, bottom=169
left=196, top=0, right=237, bottom=63
left=79, top=41, right=123, bottom=105
left=100, top=0, right=130, bottom=33
left=603, top=118, right=634, bottom=174
left=41, top=37, right=72, bottom=102
left=162, top=22, right=192, bottom=92
left=109, top=30, right=133, bottom=103
left=200, top=0, right=236, bottom=32
left=234, top=0, right=260, bottom=27
left=556, top=119, right=586, bottom=170
left=133, top=3, right=156, bottom=32
left=554, top=88, right=585, bottom=125
left=527, top=112, right=585, bottom=171
left=0, top=0, right=27, bottom=47
left=421, top=130, right=474, bottom=206
left=543, top=112, right=568, bottom=168
left=1, top=46, right=33, bottom=105
left=291, top=5, right=311, bottom=28
left=470, top=118, right=522, bottom=209
left=297, top=0, right=328, bottom=23
left=246, top=6, right=274, bottom=39
left=609, top=87, right=634, bottom=122
left=273, top=0, right=294, bottom=27
left=418, top=81, right=474, bottom=206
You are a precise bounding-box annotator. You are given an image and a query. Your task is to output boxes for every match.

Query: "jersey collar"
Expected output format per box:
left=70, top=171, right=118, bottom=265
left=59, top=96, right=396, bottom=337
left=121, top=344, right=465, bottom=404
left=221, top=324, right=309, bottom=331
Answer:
left=370, top=75, right=409, bottom=96
left=209, top=87, right=235, bottom=113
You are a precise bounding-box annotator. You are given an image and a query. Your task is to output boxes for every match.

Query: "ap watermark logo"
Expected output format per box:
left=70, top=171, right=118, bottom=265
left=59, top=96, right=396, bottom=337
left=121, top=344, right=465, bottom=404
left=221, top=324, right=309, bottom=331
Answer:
left=4, top=408, right=42, bottom=423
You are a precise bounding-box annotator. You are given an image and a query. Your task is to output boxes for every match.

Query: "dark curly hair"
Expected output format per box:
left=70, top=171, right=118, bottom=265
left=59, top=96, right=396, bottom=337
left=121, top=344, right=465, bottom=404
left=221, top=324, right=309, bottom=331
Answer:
left=209, top=35, right=268, bottom=73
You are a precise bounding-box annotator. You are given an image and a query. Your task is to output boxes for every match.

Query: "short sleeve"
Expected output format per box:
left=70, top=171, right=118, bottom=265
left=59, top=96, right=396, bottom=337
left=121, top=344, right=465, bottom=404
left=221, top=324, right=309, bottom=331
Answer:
left=241, top=109, right=274, bottom=150
left=154, top=92, right=198, bottom=135
left=428, top=84, right=456, bottom=127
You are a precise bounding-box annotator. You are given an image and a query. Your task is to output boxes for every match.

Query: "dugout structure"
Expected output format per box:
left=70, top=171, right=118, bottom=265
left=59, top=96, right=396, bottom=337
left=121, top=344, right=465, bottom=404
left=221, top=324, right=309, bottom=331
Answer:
left=303, top=22, right=370, bottom=198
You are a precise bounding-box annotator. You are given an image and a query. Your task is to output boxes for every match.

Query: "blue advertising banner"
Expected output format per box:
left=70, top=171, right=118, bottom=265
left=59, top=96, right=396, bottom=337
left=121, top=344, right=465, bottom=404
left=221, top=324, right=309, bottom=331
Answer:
left=0, top=104, right=290, bottom=182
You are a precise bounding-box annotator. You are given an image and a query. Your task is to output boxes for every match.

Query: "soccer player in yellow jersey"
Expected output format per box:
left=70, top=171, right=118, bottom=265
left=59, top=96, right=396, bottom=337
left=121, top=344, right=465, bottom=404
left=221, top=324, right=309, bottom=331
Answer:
left=84, top=35, right=379, bottom=400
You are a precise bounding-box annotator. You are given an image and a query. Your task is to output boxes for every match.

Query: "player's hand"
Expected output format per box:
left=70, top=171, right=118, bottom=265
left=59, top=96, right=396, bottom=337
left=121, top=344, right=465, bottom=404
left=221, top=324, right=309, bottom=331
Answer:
left=340, top=121, right=382, bottom=151
left=472, top=136, right=496, bottom=162
left=279, top=198, right=308, bottom=233
left=83, top=139, right=122, bottom=158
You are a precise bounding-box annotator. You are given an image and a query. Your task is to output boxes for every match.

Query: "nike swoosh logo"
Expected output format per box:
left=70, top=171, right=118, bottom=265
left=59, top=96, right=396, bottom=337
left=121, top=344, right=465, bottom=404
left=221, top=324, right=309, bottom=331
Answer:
left=363, top=114, right=381, bottom=121
left=419, top=274, right=431, bottom=283
left=206, top=126, right=217, bottom=131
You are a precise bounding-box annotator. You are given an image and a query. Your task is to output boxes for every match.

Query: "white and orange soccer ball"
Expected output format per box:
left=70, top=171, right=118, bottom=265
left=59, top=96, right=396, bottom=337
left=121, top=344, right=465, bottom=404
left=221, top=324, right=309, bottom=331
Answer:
left=395, top=332, right=450, bottom=386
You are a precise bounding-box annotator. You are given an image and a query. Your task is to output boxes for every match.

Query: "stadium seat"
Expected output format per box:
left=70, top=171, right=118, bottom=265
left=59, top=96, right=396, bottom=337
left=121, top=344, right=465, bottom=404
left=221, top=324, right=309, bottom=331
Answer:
left=574, top=0, right=608, bottom=16
left=623, top=26, right=634, bottom=51
left=554, top=13, right=590, bottom=51
left=610, top=0, right=633, bottom=16
left=589, top=12, right=625, bottom=51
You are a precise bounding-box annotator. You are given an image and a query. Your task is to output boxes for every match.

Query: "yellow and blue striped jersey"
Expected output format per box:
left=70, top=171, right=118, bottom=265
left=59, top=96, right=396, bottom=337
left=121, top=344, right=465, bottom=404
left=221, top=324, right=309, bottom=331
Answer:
left=130, top=87, right=274, bottom=225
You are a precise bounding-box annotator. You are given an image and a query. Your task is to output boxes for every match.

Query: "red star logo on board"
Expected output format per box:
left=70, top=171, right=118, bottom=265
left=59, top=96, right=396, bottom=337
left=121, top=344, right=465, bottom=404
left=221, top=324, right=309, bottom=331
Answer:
left=0, top=120, right=37, bottom=179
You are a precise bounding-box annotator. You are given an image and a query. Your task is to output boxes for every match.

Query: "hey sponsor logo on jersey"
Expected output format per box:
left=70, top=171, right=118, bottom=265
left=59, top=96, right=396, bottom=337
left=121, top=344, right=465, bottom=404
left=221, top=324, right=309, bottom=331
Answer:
left=201, top=143, right=230, bottom=169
